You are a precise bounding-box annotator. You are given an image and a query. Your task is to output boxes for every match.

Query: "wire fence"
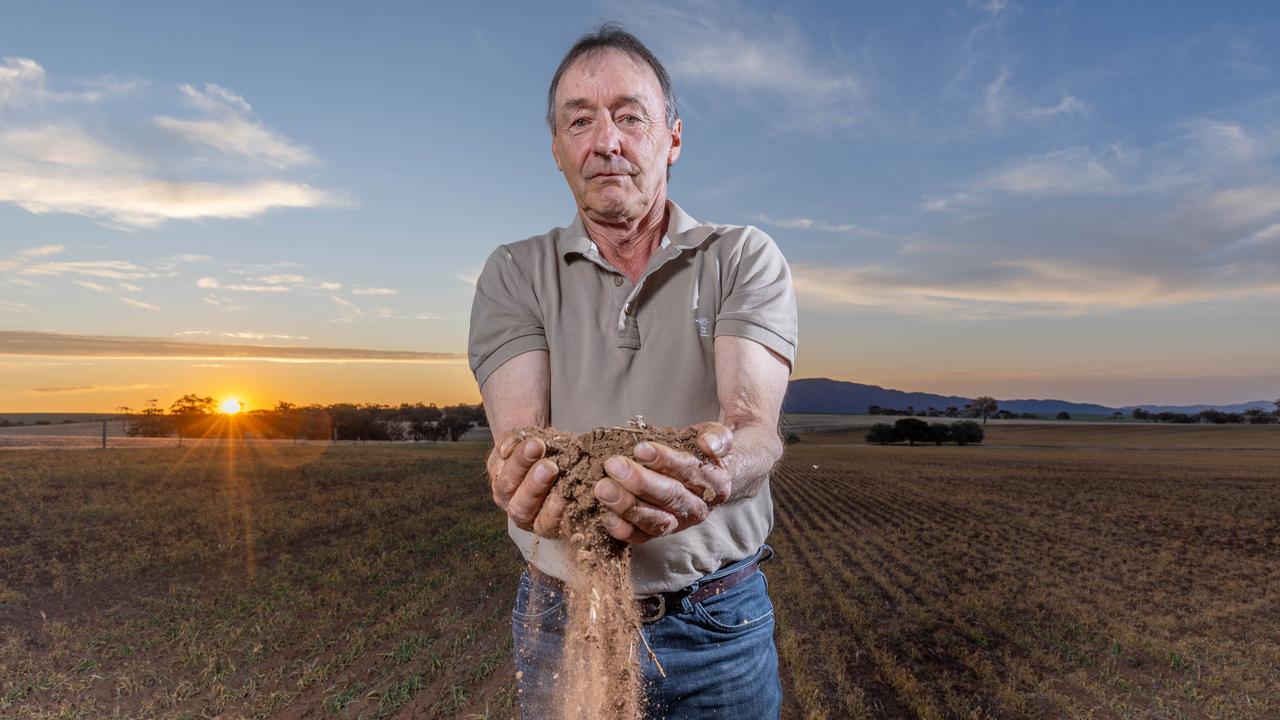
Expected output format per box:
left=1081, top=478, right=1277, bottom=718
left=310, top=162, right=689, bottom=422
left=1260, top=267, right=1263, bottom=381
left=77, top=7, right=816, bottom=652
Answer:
left=0, top=419, right=494, bottom=450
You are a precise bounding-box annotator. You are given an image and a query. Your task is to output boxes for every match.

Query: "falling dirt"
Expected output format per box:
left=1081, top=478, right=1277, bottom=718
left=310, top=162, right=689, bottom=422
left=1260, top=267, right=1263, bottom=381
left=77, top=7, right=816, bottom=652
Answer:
left=515, top=419, right=708, bottom=720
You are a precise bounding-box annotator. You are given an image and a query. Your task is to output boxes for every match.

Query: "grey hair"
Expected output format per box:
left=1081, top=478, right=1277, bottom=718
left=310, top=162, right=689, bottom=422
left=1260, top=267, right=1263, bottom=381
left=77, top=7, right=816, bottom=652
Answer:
left=545, top=23, right=679, bottom=134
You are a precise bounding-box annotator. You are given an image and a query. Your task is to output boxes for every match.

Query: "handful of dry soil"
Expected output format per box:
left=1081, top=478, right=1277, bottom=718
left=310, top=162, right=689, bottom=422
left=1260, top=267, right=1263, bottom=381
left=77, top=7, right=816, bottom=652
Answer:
left=514, top=421, right=708, bottom=720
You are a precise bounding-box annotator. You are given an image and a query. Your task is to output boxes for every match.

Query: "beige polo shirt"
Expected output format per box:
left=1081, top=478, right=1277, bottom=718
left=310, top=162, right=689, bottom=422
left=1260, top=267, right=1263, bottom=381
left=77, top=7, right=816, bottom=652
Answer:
left=468, top=199, right=797, bottom=595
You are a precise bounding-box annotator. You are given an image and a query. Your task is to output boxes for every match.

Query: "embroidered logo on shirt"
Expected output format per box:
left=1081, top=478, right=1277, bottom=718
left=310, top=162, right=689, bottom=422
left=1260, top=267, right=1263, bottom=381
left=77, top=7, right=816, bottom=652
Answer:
left=694, top=315, right=710, bottom=337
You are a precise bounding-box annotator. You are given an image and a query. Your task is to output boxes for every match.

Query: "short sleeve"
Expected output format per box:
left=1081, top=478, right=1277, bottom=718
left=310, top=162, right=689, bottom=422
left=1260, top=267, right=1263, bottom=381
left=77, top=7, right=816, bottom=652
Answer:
left=468, top=244, right=550, bottom=388
left=715, top=228, right=798, bottom=371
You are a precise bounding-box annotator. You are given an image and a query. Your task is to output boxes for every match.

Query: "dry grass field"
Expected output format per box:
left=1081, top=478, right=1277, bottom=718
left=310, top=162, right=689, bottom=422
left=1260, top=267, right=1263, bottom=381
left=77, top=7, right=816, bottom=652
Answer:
left=1, top=424, right=1277, bottom=718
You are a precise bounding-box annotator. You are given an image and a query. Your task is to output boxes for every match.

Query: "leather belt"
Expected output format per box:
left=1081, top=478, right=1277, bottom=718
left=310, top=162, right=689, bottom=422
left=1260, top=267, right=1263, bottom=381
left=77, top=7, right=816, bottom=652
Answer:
left=527, top=551, right=767, bottom=624
left=635, top=557, right=761, bottom=623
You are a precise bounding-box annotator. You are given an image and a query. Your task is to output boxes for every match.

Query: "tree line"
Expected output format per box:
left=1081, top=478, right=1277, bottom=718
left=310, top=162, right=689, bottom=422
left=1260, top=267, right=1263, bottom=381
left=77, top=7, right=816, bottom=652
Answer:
left=866, top=419, right=985, bottom=446
left=115, top=395, right=488, bottom=442
left=868, top=397, right=1280, bottom=425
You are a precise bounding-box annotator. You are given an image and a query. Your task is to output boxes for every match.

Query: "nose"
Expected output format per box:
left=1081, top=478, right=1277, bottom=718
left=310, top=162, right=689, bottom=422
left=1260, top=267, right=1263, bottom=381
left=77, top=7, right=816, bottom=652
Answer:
left=590, top=115, right=622, bottom=156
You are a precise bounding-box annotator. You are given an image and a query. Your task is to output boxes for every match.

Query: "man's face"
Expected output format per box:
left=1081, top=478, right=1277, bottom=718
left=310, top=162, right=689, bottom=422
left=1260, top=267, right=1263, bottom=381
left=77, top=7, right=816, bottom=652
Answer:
left=551, top=50, right=681, bottom=224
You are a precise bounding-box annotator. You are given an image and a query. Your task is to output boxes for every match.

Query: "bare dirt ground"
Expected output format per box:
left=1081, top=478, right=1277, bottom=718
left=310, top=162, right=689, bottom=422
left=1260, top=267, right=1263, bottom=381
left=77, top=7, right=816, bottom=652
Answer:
left=1, top=423, right=1276, bottom=718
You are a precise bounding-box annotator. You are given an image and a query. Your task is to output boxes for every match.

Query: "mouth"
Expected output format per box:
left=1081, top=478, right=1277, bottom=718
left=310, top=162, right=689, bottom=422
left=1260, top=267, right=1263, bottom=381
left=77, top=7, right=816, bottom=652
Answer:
left=590, top=172, right=632, bottom=180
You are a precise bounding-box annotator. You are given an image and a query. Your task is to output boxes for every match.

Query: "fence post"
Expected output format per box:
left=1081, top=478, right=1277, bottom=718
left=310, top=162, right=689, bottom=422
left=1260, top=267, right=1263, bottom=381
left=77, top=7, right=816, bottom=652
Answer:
left=102, top=419, right=107, bottom=449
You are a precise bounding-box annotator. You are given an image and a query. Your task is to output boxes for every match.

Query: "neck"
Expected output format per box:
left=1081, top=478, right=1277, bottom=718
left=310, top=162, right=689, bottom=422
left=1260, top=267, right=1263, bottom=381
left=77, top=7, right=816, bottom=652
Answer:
left=581, top=195, right=669, bottom=283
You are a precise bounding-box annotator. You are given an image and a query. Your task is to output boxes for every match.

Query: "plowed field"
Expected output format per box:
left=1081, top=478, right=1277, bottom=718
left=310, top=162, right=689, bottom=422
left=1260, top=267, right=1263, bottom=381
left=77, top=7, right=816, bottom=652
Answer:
left=769, top=439, right=1279, bottom=719
left=1, top=424, right=1276, bottom=719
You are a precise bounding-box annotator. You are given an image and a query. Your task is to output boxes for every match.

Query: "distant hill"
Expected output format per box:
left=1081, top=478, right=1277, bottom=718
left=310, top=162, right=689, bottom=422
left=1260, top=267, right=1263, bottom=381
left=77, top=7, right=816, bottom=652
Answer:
left=784, top=378, right=1111, bottom=416
left=1120, top=401, right=1276, bottom=414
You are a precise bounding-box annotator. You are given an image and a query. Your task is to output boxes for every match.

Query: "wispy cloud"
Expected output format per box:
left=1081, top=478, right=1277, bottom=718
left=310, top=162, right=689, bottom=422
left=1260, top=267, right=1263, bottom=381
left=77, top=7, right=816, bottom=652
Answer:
left=118, top=297, right=161, bottom=312
left=74, top=279, right=112, bottom=293
left=30, top=382, right=167, bottom=395
left=153, top=83, right=317, bottom=168
left=793, top=256, right=1280, bottom=321
left=18, top=244, right=63, bottom=257
left=196, top=273, right=340, bottom=292
left=1, top=56, right=142, bottom=107
left=20, top=260, right=155, bottom=280
left=981, top=147, right=1118, bottom=196
left=756, top=214, right=897, bottom=240
left=220, top=332, right=309, bottom=340
left=0, top=58, right=343, bottom=228
left=982, top=69, right=1087, bottom=128
left=1, top=330, right=465, bottom=364
left=607, top=1, right=863, bottom=130
left=352, top=287, right=398, bottom=296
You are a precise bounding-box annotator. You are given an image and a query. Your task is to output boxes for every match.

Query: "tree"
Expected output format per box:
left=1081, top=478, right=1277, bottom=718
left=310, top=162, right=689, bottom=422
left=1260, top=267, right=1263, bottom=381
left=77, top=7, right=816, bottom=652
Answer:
left=1131, top=407, right=1150, bottom=421
left=1056, top=411, right=1072, bottom=420
left=944, top=406, right=960, bottom=418
left=865, top=423, right=897, bottom=445
left=1244, top=408, right=1277, bottom=425
left=168, top=394, right=216, bottom=444
left=927, top=422, right=952, bottom=445
left=127, top=399, right=171, bottom=437
left=950, top=420, right=984, bottom=445
left=966, top=396, right=998, bottom=424
left=893, top=418, right=930, bottom=446
left=438, top=414, right=474, bottom=441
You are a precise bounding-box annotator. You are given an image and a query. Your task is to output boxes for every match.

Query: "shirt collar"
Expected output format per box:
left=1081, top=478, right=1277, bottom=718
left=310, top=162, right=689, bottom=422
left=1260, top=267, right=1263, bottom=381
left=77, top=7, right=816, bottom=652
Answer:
left=557, top=199, right=718, bottom=260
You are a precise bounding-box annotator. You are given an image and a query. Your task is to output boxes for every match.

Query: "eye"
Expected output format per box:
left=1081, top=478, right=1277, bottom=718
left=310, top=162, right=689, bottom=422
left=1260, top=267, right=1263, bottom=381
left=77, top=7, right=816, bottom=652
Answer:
left=618, top=114, right=642, bottom=126
left=569, top=117, right=590, bottom=129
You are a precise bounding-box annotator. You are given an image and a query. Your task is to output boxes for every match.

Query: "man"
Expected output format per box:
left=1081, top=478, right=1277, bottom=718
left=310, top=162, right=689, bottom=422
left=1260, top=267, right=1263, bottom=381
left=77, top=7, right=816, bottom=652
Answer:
left=468, top=24, right=796, bottom=719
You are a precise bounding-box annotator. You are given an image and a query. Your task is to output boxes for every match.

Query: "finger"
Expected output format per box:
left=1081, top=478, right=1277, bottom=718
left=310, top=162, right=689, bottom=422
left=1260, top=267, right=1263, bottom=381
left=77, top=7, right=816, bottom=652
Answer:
left=496, top=431, right=520, bottom=459
left=601, top=510, right=655, bottom=544
left=495, top=438, right=546, bottom=508
left=601, top=458, right=708, bottom=527
left=532, top=491, right=566, bottom=539
left=634, top=440, right=706, bottom=479
left=694, top=422, right=734, bottom=460
left=594, top=477, right=680, bottom=536
left=507, top=459, right=558, bottom=531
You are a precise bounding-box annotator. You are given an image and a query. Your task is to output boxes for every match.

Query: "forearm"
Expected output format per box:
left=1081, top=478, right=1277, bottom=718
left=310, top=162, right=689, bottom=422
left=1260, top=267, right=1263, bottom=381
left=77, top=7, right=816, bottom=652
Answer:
left=722, top=418, right=784, bottom=502
left=711, top=336, right=790, bottom=502
left=480, top=350, right=551, bottom=443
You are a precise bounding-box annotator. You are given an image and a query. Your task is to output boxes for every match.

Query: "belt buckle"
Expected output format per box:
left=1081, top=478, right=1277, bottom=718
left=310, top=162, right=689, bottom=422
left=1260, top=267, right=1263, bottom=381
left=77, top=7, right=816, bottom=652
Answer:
left=639, top=594, right=666, bottom=623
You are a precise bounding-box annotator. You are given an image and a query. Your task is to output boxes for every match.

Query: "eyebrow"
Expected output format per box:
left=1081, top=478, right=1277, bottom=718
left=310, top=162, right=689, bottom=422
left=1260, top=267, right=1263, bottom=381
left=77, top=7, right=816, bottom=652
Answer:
left=559, top=95, right=652, bottom=115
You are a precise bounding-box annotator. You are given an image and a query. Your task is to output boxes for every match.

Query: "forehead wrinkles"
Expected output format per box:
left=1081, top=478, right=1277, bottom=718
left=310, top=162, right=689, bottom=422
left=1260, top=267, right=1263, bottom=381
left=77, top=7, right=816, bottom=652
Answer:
left=556, top=50, right=664, bottom=116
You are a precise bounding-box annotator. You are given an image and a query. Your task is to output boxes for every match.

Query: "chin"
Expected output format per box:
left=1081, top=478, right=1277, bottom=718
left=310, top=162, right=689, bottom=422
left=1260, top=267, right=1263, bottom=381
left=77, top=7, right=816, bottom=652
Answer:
left=584, top=191, right=640, bottom=219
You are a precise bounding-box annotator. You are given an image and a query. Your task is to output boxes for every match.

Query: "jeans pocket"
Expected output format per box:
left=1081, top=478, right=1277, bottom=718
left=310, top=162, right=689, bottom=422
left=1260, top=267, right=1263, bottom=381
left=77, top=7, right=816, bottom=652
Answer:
left=691, top=570, right=774, bottom=634
left=512, top=570, right=566, bottom=622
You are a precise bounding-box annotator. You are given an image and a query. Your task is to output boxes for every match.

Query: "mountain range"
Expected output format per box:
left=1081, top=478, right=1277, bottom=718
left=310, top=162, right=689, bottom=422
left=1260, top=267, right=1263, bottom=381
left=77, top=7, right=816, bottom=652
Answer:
left=783, top=378, right=1276, bottom=416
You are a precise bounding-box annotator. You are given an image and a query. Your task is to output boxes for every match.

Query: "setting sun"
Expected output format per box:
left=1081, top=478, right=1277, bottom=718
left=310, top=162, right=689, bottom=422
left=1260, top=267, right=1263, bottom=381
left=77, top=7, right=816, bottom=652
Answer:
left=219, top=399, right=243, bottom=414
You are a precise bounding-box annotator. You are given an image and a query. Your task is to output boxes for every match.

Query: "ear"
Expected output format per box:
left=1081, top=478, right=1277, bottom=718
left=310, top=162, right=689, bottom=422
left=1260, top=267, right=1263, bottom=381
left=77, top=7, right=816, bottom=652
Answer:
left=667, top=118, right=682, bottom=167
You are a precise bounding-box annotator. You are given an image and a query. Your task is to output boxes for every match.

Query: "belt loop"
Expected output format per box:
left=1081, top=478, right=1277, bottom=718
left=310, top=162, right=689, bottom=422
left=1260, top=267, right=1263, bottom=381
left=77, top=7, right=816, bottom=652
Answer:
left=758, top=544, right=775, bottom=564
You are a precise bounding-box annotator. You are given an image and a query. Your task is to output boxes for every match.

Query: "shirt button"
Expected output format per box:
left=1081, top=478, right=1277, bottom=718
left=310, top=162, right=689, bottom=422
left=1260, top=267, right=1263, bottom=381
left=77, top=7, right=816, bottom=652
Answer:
left=624, top=302, right=633, bottom=315
left=613, top=275, right=623, bottom=287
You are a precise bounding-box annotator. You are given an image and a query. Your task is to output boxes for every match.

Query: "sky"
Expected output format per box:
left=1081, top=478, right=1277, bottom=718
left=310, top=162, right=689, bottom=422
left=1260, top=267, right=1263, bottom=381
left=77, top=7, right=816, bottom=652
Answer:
left=2, top=0, right=1279, bottom=412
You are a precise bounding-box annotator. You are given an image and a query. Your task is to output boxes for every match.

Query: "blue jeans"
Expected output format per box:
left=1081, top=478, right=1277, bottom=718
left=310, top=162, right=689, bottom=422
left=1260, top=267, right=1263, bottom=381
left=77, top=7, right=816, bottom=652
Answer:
left=512, top=546, right=781, bottom=719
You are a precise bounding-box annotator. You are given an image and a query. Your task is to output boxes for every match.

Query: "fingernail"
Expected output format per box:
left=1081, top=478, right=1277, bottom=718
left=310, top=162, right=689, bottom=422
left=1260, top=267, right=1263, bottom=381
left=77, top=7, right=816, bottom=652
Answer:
left=523, top=440, right=542, bottom=460
left=500, top=437, right=516, bottom=455
left=596, top=479, right=621, bottom=502
left=602, top=513, right=620, bottom=528
left=706, top=434, right=723, bottom=454
left=634, top=442, right=656, bottom=462
left=533, top=462, right=554, bottom=483
left=605, top=456, right=630, bottom=479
